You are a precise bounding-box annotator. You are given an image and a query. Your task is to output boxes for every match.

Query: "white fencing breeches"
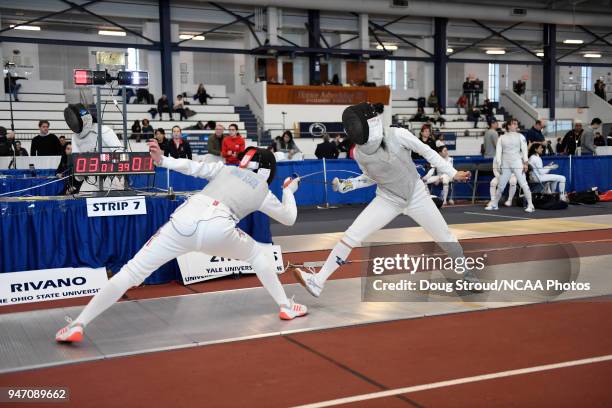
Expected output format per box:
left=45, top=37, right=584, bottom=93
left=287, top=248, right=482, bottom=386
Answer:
left=75, top=200, right=289, bottom=327
left=490, top=174, right=517, bottom=202
left=538, top=174, right=566, bottom=194
left=317, top=180, right=463, bottom=283
left=493, top=161, right=532, bottom=207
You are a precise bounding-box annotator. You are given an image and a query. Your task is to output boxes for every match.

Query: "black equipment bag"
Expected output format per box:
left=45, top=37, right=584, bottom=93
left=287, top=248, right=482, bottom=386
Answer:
left=568, top=189, right=599, bottom=205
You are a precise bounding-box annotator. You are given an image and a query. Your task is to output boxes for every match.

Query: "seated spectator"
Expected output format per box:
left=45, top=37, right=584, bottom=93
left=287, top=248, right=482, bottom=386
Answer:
left=185, top=121, right=206, bottom=131
left=157, top=95, right=173, bottom=120
left=174, top=95, right=187, bottom=121
left=456, top=94, right=468, bottom=113
left=221, top=123, right=245, bottom=164
left=580, top=117, right=601, bottom=156
left=422, top=145, right=454, bottom=205
left=0, top=126, right=13, bottom=156
left=594, top=79, right=606, bottom=101
left=31, top=120, right=62, bottom=156
left=117, top=87, right=135, bottom=103
left=315, top=133, right=339, bottom=159
left=525, top=120, right=545, bottom=144
left=467, top=107, right=481, bottom=129
left=481, top=99, right=495, bottom=124
left=431, top=107, right=446, bottom=126
left=142, top=119, right=154, bottom=140
left=528, top=143, right=567, bottom=201
left=335, top=134, right=352, bottom=158
left=204, top=120, right=216, bottom=130
left=154, top=128, right=169, bottom=154
left=165, top=125, right=192, bottom=159
left=427, top=91, right=439, bottom=109
left=56, top=142, right=81, bottom=194
left=560, top=121, right=583, bottom=155
left=276, top=130, right=301, bottom=160
left=206, top=124, right=224, bottom=163
left=410, top=106, right=429, bottom=122
left=194, top=83, right=212, bottom=105
left=14, top=141, right=28, bottom=156
left=435, top=133, right=446, bottom=148
left=136, top=88, right=153, bottom=104
left=412, top=124, right=436, bottom=160
left=131, top=120, right=142, bottom=142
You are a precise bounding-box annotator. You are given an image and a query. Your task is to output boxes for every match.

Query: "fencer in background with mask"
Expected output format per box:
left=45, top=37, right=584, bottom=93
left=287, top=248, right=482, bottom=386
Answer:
left=63, top=103, right=124, bottom=191
left=56, top=144, right=305, bottom=343
left=294, top=102, right=473, bottom=298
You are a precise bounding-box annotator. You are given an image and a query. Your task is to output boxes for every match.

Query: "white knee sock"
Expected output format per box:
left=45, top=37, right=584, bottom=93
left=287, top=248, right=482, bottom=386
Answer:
left=490, top=183, right=497, bottom=202
left=559, top=181, right=566, bottom=194
left=74, top=269, right=136, bottom=327
left=251, top=251, right=289, bottom=307
left=442, top=183, right=449, bottom=202
left=316, top=240, right=353, bottom=285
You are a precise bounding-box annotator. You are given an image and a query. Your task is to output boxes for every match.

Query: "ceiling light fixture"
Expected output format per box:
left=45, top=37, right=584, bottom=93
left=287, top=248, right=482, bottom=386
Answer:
left=179, top=34, right=205, bottom=40
left=10, top=24, right=40, bottom=31
left=486, top=49, right=506, bottom=55
left=563, top=39, right=584, bottom=44
left=98, top=30, right=126, bottom=36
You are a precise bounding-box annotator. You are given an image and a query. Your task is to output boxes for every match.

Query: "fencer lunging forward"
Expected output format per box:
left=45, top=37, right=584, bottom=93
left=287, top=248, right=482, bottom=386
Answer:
left=56, top=143, right=306, bottom=343
left=294, top=102, right=472, bottom=298
left=485, top=118, right=534, bottom=212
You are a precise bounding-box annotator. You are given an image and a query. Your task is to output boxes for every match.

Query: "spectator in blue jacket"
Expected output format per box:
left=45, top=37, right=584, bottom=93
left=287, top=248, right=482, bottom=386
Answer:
left=525, top=120, right=545, bottom=144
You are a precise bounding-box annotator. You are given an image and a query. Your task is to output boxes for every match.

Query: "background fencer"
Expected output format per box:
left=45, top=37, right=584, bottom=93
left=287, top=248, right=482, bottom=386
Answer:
left=293, top=102, right=474, bottom=298
left=63, top=103, right=125, bottom=192
left=422, top=145, right=454, bottom=205
left=528, top=143, right=568, bottom=201
left=485, top=118, right=535, bottom=212
left=56, top=143, right=306, bottom=343
left=489, top=146, right=517, bottom=208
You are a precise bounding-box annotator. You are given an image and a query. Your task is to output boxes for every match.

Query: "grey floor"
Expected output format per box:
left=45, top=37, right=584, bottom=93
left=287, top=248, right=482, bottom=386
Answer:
left=272, top=202, right=612, bottom=236
left=1, top=255, right=610, bottom=375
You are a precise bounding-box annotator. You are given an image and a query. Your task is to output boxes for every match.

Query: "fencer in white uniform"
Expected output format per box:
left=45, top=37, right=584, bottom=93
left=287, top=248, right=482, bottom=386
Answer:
left=56, top=144, right=306, bottom=343
left=528, top=143, right=567, bottom=201
left=294, top=102, right=473, bottom=298
left=422, top=145, right=454, bottom=205
left=489, top=150, right=517, bottom=207
left=63, top=104, right=125, bottom=192
left=485, top=118, right=535, bottom=212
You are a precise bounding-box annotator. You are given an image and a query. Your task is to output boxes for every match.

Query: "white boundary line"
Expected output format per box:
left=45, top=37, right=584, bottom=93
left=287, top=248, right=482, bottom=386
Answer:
left=293, top=354, right=612, bottom=408
left=463, top=211, right=531, bottom=220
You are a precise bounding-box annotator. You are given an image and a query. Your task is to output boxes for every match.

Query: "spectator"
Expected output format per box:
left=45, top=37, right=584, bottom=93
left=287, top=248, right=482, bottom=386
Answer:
left=335, top=134, right=352, bottom=158
left=525, top=120, right=546, bottom=144
left=276, top=130, right=301, bottom=160
left=207, top=124, right=224, bottom=161
left=462, top=77, right=472, bottom=104
left=194, top=83, right=212, bottom=105
left=431, top=107, right=446, bottom=126
left=594, top=79, right=606, bottom=100
left=157, top=95, right=173, bottom=120
left=544, top=140, right=555, bottom=156
left=0, top=126, right=13, bottom=156
left=174, top=95, right=187, bottom=121
left=136, top=88, right=153, bottom=104
left=4, top=72, right=23, bottom=101
left=435, top=133, right=446, bottom=148
left=13, top=141, right=27, bottom=156
left=31, top=120, right=62, bottom=156
left=483, top=119, right=499, bottom=158
left=528, top=143, right=567, bottom=201
left=56, top=142, right=73, bottom=177
left=560, top=120, right=583, bottom=155
left=58, top=135, right=67, bottom=147
left=410, top=106, right=429, bottom=122
left=427, top=91, right=439, bottom=109
left=165, top=125, right=192, bottom=159
left=221, top=123, right=245, bottom=164
left=594, top=131, right=605, bottom=146
left=580, top=118, right=601, bottom=156
left=456, top=94, right=468, bottom=114
left=154, top=128, right=169, bottom=154
left=555, top=137, right=564, bottom=154
left=331, top=74, right=340, bottom=85
left=481, top=99, right=495, bottom=124
left=141, top=119, right=154, bottom=140
left=315, top=133, right=339, bottom=159
left=131, top=120, right=142, bottom=142
left=467, top=107, right=481, bottom=129
left=204, top=120, right=216, bottom=130
left=412, top=124, right=436, bottom=160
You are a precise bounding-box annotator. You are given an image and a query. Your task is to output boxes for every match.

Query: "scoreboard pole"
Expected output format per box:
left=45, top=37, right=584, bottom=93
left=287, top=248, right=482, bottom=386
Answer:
left=96, top=62, right=104, bottom=192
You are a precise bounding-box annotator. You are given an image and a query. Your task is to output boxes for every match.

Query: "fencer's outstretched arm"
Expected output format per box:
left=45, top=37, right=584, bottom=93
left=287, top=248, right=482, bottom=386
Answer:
left=391, top=127, right=457, bottom=178
left=258, top=178, right=299, bottom=226
left=335, top=174, right=376, bottom=193
left=149, top=140, right=224, bottom=180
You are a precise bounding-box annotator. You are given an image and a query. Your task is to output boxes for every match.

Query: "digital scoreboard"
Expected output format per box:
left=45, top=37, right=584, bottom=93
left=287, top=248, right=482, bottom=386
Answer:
left=72, top=152, right=155, bottom=176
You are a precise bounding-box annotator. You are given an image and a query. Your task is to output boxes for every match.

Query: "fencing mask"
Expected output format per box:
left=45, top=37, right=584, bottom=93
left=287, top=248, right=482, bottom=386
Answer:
left=342, top=102, right=384, bottom=154
left=239, top=147, right=276, bottom=184
left=64, top=104, right=93, bottom=136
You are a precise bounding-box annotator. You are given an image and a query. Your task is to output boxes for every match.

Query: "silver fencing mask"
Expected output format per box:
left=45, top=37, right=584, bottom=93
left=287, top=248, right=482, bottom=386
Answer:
left=64, top=104, right=93, bottom=135
left=342, top=102, right=384, bottom=154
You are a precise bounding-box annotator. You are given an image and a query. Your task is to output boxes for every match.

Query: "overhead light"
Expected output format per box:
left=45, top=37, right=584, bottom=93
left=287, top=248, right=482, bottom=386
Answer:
left=447, top=48, right=454, bottom=53
left=179, top=34, right=205, bottom=41
left=563, top=39, right=584, bottom=44
left=486, top=49, right=506, bottom=55
left=10, top=24, right=40, bottom=31
left=376, top=44, right=398, bottom=51
left=98, top=30, right=126, bottom=37
left=584, top=53, right=602, bottom=58
left=536, top=51, right=544, bottom=57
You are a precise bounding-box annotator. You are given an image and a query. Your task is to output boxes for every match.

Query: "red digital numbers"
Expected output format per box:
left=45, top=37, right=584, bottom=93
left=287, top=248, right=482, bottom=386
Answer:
left=75, top=157, right=87, bottom=173
left=132, top=156, right=142, bottom=171
left=88, top=157, right=99, bottom=172
left=118, top=162, right=130, bottom=172
left=144, top=156, right=153, bottom=170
